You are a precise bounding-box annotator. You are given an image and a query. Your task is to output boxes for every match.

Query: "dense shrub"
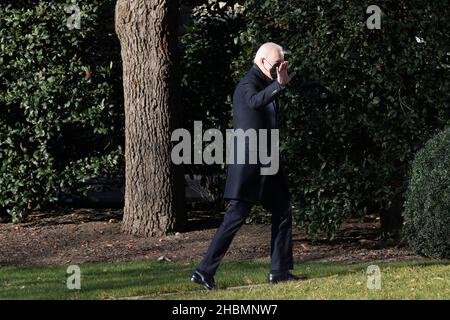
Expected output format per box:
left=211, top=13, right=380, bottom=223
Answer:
left=235, top=0, right=450, bottom=237
left=402, top=128, right=450, bottom=259
left=180, top=1, right=245, bottom=208
left=0, top=1, right=124, bottom=222
left=1, top=0, right=449, bottom=240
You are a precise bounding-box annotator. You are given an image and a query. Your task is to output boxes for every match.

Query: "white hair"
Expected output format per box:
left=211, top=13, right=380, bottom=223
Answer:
left=253, top=42, right=284, bottom=64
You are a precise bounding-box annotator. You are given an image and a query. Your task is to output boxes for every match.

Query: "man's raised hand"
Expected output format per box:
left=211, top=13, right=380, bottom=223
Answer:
left=276, top=61, right=295, bottom=86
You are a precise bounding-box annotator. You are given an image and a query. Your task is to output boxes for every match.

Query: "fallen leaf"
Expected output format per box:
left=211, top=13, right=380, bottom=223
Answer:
left=244, top=276, right=253, bottom=285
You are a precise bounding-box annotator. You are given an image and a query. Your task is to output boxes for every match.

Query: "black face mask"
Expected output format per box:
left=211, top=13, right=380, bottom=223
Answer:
left=264, top=59, right=281, bottom=80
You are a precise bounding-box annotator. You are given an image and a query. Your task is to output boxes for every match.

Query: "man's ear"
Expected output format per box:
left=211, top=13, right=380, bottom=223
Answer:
left=261, top=58, right=269, bottom=71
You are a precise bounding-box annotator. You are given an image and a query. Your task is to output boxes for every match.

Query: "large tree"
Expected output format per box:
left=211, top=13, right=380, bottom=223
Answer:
left=115, top=0, right=185, bottom=236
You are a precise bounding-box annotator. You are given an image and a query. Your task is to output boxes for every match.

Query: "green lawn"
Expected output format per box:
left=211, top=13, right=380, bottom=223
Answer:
left=0, top=259, right=448, bottom=300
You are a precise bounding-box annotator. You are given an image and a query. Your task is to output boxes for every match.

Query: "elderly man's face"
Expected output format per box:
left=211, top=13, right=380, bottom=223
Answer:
left=262, top=49, right=285, bottom=80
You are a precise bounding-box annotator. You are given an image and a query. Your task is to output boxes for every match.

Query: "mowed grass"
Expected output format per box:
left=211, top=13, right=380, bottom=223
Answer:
left=0, top=259, right=448, bottom=300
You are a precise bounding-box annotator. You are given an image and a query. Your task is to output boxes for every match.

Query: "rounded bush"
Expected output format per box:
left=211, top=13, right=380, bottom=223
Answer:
left=402, top=128, right=450, bottom=259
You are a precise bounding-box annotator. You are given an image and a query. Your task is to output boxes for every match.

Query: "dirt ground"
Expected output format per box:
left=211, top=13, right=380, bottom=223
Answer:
left=0, top=208, right=422, bottom=267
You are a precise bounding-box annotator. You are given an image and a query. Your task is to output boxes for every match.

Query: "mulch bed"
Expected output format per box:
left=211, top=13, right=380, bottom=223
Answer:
left=0, top=208, right=422, bottom=267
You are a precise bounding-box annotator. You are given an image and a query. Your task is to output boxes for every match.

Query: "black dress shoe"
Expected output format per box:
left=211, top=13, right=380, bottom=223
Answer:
left=191, top=270, right=216, bottom=290
left=268, top=271, right=307, bottom=284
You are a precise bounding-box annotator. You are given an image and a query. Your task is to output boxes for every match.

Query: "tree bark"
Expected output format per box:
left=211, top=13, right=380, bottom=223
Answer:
left=115, top=0, right=185, bottom=237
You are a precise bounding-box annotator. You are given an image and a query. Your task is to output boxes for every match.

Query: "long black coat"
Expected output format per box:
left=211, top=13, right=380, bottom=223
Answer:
left=223, top=64, right=291, bottom=203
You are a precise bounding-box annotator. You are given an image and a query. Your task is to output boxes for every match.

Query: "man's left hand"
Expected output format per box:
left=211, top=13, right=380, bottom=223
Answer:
left=276, top=61, right=296, bottom=86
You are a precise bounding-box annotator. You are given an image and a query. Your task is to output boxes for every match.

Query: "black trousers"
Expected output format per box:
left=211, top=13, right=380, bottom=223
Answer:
left=197, top=176, right=293, bottom=276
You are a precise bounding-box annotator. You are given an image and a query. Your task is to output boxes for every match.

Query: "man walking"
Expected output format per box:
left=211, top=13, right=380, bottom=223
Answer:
left=191, top=42, right=299, bottom=289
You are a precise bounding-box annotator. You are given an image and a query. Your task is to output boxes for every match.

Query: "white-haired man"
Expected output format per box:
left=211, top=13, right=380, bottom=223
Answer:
left=191, top=42, right=301, bottom=290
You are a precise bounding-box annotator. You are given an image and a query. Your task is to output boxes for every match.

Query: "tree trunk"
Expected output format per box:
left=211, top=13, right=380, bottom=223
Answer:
left=115, top=0, right=185, bottom=237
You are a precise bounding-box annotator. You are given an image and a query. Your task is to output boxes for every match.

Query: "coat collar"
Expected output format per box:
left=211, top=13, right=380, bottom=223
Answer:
left=251, top=63, right=272, bottom=85
left=251, top=64, right=280, bottom=111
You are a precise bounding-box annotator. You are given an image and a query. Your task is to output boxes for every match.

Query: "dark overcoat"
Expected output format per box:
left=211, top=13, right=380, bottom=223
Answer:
left=223, top=64, right=291, bottom=203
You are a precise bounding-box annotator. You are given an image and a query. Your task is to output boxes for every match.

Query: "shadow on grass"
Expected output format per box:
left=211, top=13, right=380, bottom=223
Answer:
left=84, top=259, right=450, bottom=295
left=1, top=259, right=448, bottom=299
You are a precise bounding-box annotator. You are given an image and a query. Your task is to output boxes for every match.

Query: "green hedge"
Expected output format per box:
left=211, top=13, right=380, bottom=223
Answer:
left=0, top=1, right=124, bottom=222
left=180, top=1, right=245, bottom=208
left=2, top=0, right=449, bottom=241
left=402, top=128, right=450, bottom=259
left=234, top=0, right=450, bottom=237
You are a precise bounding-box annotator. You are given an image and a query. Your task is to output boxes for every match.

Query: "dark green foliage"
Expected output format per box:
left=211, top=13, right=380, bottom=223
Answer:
left=0, top=1, right=124, bottom=222
left=235, top=0, right=450, bottom=237
left=402, top=128, right=450, bottom=259
left=2, top=0, right=449, bottom=242
left=180, top=1, right=246, bottom=208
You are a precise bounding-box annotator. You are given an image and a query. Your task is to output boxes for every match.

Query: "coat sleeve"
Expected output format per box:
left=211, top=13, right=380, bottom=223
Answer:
left=243, top=80, right=286, bottom=110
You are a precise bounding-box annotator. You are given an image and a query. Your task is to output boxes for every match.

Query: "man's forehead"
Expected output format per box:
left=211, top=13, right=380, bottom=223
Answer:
left=268, top=49, right=284, bottom=61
